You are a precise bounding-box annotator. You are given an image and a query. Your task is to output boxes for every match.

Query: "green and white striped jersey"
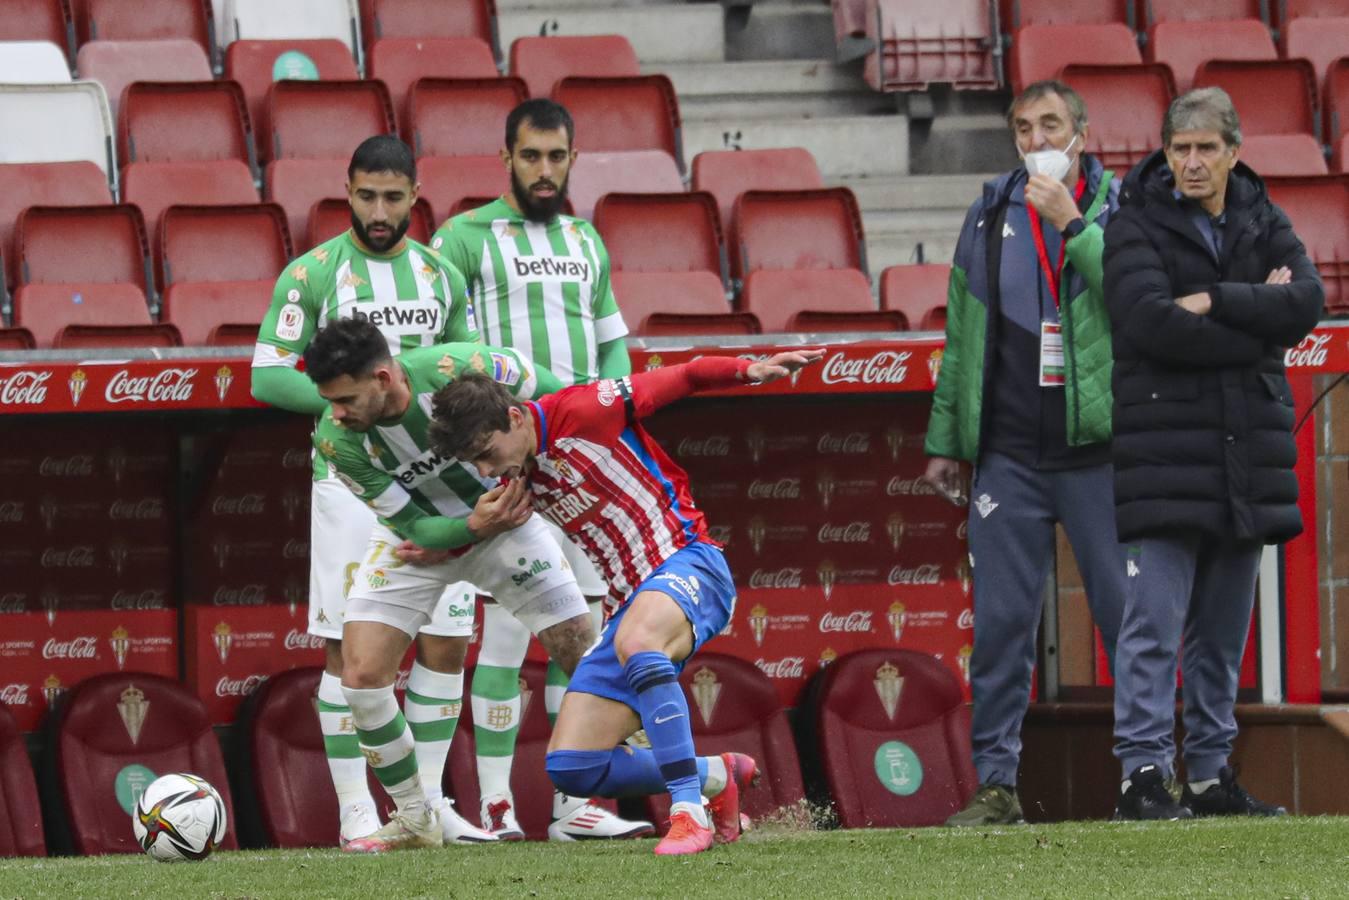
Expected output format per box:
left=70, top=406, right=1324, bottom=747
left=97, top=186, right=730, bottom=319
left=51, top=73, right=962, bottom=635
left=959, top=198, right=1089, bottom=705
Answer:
left=313, top=343, right=562, bottom=545
left=432, top=198, right=628, bottom=386
left=253, top=230, right=479, bottom=480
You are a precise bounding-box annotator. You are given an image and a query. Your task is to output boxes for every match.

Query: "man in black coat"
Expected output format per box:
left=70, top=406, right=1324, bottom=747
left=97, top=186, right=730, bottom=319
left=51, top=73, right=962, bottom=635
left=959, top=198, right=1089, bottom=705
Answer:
left=1103, top=87, right=1323, bottom=821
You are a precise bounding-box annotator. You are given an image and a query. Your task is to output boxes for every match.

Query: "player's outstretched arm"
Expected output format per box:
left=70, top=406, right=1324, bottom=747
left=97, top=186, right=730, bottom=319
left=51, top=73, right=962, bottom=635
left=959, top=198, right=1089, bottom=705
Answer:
left=745, top=349, right=825, bottom=384
left=629, top=349, right=825, bottom=416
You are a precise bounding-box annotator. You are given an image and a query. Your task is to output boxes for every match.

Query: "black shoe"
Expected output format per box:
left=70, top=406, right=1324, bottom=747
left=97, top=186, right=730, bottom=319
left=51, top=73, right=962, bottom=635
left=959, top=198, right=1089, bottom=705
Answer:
left=1181, top=766, right=1287, bottom=817
left=1114, top=764, right=1194, bottom=821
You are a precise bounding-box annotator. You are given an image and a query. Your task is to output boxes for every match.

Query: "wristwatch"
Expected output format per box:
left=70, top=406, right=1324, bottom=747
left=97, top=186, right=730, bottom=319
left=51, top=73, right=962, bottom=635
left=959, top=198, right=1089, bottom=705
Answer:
left=1061, top=217, right=1087, bottom=240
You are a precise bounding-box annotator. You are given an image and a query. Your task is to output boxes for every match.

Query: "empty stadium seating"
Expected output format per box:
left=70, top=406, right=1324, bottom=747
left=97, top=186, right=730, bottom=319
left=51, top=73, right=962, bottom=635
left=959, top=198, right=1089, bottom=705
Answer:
left=306, top=196, right=433, bottom=247
left=55, top=322, right=181, bottom=347
left=0, top=82, right=115, bottom=185
left=1057, top=64, right=1174, bottom=172
left=0, top=160, right=112, bottom=290
left=613, top=272, right=755, bottom=336
left=78, top=0, right=213, bottom=60
left=1146, top=19, right=1276, bottom=93
left=811, top=649, right=976, bottom=828
left=369, top=37, right=498, bottom=132
left=17, top=205, right=153, bottom=298
left=593, top=191, right=726, bottom=283
left=552, top=75, right=683, bottom=170
left=1328, top=58, right=1349, bottom=151
left=692, top=147, right=824, bottom=232
left=1266, top=175, right=1349, bottom=313
left=119, top=81, right=255, bottom=168
left=0, top=40, right=71, bottom=82
left=268, top=80, right=396, bottom=162
left=510, top=35, right=641, bottom=100
left=881, top=263, right=954, bottom=331
left=0, top=328, right=35, bottom=350
left=641, top=653, right=807, bottom=833
left=741, top=269, right=887, bottom=334
left=361, top=0, right=498, bottom=61
left=76, top=40, right=212, bottom=121
left=1194, top=59, right=1318, bottom=138
left=0, top=1, right=71, bottom=58
left=1283, top=0, right=1349, bottom=18
left=122, top=159, right=260, bottom=249
left=999, top=0, right=1133, bottom=28
left=731, top=188, right=868, bottom=280
left=224, top=39, right=360, bottom=145
left=1144, top=0, right=1268, bottom=25
left=1281, top=17, right=1349, bottom=92
left=1339, top=133, right=1349, bottom=174
left=407, top=77, right=526, bottom=158
left=1008, top=23, right=1142, bottom=94
left=0, top=703, right=44, bottom=857
left=1238, top=134, right=1328, bottom=176
left=13, top=282, right=154, bottom=348
left=222, top=0, right=361, bottom=56
left=265, top=156, right=357, bottom=244
left=47, top=673, right=236, bottom=854
left=566, top=150, right=683, bottom=223
left=866, top=0, right=1000, bottom=92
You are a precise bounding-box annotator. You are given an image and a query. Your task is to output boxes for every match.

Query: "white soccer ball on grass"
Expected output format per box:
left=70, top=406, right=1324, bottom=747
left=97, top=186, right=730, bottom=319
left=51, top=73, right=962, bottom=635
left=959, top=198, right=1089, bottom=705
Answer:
left=131, top=773, right=228, bottom=862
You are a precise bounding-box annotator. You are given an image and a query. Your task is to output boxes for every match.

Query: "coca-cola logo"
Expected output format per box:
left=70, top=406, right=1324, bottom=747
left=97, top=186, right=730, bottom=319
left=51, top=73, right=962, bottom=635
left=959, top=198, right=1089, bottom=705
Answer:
left=747, top=568, right=804, bottom=589
left=38, top=455, right=94, bottom=477
left=819, top=610, right=874, bottom=633
left=676, top=436, right=731, bottom=457
left=215, top=674, right=266, bottom=697
left=1284, top=333, right=1330, bottom=368
left=755, top=656, right=806, bottom=679
left=0, top=683, right=28, bottom=705
left=957, top=609, right=975, bottom=629
left=211, top=493, right=266, bottom=516
left=212, top=584, right=266, bottom=606
left=283, top=539, right=309, bottom=559
left=886, top=476, right=938, bottom=497
left=820, top=350, right=911, bottom=386
left=283, top=629, right=325, bottom=651
left=111, top=589, right=167, bottom=610
left=0, top=370, right=50, bottom=405
left=105, top=367, right=197, bottom=404
left=817, top=432, right=871, bottom=454
left=747, top=478, right=801, bottom=500
left=40, top=546, right=96, bottom=568
left=818, top=522, right=872, bottom=543
left=0, top=593, right=26, bottom=613
left=42, top=636, right=97, bottom=659
left=282, top=448, right=310, bottom=469
left=887, top=563, right=942, bottom=585
left=706, top=524, right=732, bottom=544
left=0, top=501, right=22, bottom=523
left=108, top=498, right=165, bottom=520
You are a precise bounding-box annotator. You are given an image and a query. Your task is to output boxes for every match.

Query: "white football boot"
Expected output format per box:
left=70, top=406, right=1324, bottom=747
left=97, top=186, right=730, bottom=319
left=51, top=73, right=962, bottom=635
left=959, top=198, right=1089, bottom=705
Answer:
left=338, top=804, right=380, bottom=849
left=548, top=793, right=655, bottom=841
left=343, top=804, right=443, bottom=853
left=480, top=793, right=526, bottom=841
left=438, top=798, right=498, bottom=844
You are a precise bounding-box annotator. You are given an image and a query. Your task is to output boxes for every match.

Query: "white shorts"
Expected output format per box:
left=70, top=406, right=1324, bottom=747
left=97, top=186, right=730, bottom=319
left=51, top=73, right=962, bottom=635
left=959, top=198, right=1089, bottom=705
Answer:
left=308, top=477, right=475, bottom=640
left=345, top=513, right=588, bottom=639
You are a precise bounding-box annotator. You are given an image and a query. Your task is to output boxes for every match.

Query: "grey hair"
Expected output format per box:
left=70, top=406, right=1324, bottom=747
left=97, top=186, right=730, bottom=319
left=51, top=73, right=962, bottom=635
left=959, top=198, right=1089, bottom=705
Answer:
left=1163, top=87, right=1242, bottom=148
left=1006, top=80, right=1089, bottom=135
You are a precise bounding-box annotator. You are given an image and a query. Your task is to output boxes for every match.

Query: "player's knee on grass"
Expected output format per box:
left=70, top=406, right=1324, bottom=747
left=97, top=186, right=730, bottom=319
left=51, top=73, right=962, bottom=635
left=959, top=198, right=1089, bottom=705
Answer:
left=545, top=749, right=610, bottom=797
left=537, top=613, right=596, bottom=676
left=414, top=633, right=468, bottom=673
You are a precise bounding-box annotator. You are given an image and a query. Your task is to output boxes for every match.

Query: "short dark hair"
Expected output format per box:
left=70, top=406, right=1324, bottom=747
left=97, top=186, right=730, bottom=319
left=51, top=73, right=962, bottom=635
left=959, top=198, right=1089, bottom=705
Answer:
left=302, top=317, right=392, bottom=384
left=1007, top=80, right=1089, bottom=135
left=429, top=373, right=520, bottom=461
left=348, top=134, right=416, bottom=183
left=505, top=99, right=574, bottom=152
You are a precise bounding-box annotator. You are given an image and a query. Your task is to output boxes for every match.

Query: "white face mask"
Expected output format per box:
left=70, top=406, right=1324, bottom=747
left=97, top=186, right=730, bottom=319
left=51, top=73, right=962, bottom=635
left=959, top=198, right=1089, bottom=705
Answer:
left=1023, top=133, right=1079, bottom=182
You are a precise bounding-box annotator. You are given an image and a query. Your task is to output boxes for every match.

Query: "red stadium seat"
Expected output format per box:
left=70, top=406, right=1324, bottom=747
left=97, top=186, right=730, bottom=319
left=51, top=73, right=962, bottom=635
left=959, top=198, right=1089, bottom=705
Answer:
left=224, top=39, right=359, bottom=148
left=119, top=81, right=254, bottom=168
left=265, top=157, right=355, bottom=244
left=55, top=322, right=181, bottom=347
left=1145, top=0, right=1268, bottom=25
left=161, top=283, right=271, bottom=346
left=446, top=660, right=553, bottom=841
left=1146, top=19, right=1276, bottom=92
left=13, top=282, right=153, bottom=348
left=881, top=263, right=954, bottom=331
left=1327, top=58, right=1349, bottom=149
left=1058, top=64, right=1175, bottom=172
left=1266, top=175, right=1349, bottom=313
left=77, top=0, right=212, bottom=60
left=790, top=309, right=909, bottom=333
left=1238, top=134, right=1328, bottom=175
left=307, top=196, right=434, bottom=247
left=1339, top=132, right=1349, bottom=173
left=612, top=271, right=745, bottom=335
left=405, top=156, right=507, bottom=225
left=1008, top=23, right=1142, bottom=94
left=1194, top=59, right=1318, bottom=138
left=641, top=654, right=807, bottom=834
left=866, top=0, right=1000, bottom=92
left=362, top=0, right=498, bottom=60
left=1000, top=0, right=1132, bottom=28
left=1283, top=0, right=1349, bottom=20
left=76, top=40, right=212, bottom=121
left=692, top=147, right=824, bottom=232
left=0, top=328, right=35, bottom=350
left=0, top=702, right=44, bottom=857
left=369, top=37, right=497, bottom=133
left=17, top=205, right=152, bottom=296
left=446, top=195, right=504, bottom=217
left=510, top=35, right=640, bottom=99
left=122, top=159, right=260, bottom=253
left=638, top=310, right=762, bottom=336
left=731, top=188, right=867, bottom=281
left=740, top=269, right=880, bottom=334
left=566, top=150, right=683, bottom=223
left=407, top=77, right=527, bottom=158
left=0, top=0, right=71, bottom=58
left=810, top=649, right=976, bottom=828
left=268, top=80, right=396, bottom=162
left=552, top=75, right=683, bottom=170
left=220, top=0, right=360, bottom=55
left=0, top=161, right=113, bottom=290
left=593, top=192, right=726, bottom=283
left=48, top=673, right=236, bottom=855
left=1281, top=17, right=1349, bottom=92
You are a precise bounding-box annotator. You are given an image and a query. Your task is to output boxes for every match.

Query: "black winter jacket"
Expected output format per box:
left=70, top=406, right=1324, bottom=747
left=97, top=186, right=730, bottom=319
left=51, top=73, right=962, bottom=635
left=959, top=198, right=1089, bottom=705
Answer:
left=1102, top=150, right=1324, bottom=544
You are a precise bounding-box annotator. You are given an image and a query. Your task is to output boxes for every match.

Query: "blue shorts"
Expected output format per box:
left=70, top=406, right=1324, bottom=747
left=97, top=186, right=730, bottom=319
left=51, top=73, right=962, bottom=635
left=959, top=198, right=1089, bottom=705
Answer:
left=566, top=540, right=736, bottom=711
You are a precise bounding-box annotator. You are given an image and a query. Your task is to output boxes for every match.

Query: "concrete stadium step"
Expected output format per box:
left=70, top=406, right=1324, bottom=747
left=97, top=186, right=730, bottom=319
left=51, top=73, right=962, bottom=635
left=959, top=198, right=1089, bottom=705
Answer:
left=866, top=230, right=961, bottom=270
left=860, top=208, right=968, bottom=237
left=652, top=59, right=885, bottom=119
left=496, top=3, right=724, bottom=62
left=682, top=115, right=908, bottom=178
left=725, top=1, right=837, bottom=61
left=833, top=173, right=993, bottom=213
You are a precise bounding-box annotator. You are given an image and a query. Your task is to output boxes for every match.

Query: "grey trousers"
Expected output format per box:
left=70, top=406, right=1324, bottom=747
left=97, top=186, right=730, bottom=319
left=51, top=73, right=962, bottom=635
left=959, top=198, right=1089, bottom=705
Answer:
left=967, top=452, right=1127, bottom=787
left=1112, top=534, right=1262, bottom=782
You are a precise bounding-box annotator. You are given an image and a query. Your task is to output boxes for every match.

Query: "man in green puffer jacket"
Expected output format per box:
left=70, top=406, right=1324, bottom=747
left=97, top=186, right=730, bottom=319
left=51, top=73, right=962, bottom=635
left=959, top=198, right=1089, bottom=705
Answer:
left=924, top=81, right=1127, bottom=827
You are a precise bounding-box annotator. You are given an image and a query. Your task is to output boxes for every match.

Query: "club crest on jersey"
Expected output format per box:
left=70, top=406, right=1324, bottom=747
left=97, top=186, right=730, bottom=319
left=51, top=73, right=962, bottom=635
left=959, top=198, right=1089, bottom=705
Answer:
left=348, top=300, right=442, bottom=335
left=510, top=255, right=592, bottom=284
left=595, top=379, right=622, bottom=407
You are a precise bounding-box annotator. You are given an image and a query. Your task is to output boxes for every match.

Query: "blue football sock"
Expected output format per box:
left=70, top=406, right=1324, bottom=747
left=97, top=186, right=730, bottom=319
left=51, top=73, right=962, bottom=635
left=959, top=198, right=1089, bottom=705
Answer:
left=547, top=747, right=710, bottom=798
left=623, top=651, right=702, bottom=807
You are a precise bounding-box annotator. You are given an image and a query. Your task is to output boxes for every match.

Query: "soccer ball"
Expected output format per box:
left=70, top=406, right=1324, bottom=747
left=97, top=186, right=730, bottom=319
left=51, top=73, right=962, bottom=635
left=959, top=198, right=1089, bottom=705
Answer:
left=131, top=773, right=227, bottom=862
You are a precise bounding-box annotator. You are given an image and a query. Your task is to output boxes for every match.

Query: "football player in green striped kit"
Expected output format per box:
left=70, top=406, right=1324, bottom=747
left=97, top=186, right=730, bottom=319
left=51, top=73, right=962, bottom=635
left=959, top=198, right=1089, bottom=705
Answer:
left=432, top=98, right=652, bottom=841
left=252, top=135, right=498, bottom=848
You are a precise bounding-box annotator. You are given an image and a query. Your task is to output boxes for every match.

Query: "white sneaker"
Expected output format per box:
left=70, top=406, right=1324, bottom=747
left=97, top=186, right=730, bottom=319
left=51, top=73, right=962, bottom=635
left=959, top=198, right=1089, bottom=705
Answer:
left=338, top=804, right=379, bottom=849
left=438, top=798, right=498, bottom=844
left=343, top=805, right=443, bottom=853
left=548, top=794, right=655, bottom=841
left=480, top=793, right=525, bottom=841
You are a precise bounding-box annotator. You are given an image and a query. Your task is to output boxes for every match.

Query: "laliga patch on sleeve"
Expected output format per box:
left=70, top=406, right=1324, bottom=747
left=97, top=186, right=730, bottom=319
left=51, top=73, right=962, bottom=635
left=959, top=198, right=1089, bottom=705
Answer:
left=275, top=304, right=305, bottom=341
left=490, top=352, right=521, bottom=385
left=336, top=472, right=366, bottom=496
